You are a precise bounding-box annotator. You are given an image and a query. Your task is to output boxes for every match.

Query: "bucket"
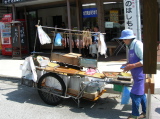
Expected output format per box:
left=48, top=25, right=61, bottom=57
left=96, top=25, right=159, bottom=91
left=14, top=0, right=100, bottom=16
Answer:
left=113, top=84, right=123, bottom=92
left=121, top=86, right=131, bottom=105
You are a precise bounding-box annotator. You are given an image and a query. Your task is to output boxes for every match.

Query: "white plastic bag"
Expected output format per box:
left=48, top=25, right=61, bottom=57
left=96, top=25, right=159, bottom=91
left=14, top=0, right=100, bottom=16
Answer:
left=37, top=26, right=51, bottom=45
left=21, top=56, right=38, bottom=82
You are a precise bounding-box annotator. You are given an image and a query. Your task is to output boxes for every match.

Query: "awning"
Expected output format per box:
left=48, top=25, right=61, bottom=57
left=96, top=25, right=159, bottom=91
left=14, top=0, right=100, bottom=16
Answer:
left=2, top=0, right=65, bottom=7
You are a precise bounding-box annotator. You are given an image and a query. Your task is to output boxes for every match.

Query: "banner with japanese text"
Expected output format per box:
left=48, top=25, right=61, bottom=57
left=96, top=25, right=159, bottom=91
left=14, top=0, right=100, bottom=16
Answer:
left=124, top=0, right=138, bottom=37
left=82, top=8, right=98, bottom=18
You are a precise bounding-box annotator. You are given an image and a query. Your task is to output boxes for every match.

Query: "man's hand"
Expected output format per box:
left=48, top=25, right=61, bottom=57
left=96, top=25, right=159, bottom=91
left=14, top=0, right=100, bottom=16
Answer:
left=123, top=64, right=135, bottom=72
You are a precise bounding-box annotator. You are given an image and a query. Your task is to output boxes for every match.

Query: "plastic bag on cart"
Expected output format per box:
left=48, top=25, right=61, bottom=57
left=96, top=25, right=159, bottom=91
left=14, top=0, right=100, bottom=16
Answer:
left=21, top=57, right=33, bottom=80
left=121, top=86, right=131, bottom=105
left=82, top=77, right=105, bottom=93
left=36, top=56, right=50, bottom=67
left=37, top=26, right=51, bottom=45
left=21, top=56, right=38, bottom=82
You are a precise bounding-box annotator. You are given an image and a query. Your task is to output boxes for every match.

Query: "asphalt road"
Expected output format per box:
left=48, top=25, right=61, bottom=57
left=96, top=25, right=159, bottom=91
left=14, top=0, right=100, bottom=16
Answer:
left=0, top=78, right=133, bottom=119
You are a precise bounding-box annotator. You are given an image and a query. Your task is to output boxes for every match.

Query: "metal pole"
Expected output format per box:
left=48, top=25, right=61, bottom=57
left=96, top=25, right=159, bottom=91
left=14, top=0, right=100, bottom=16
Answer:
left=12, top=4, right=16, bottom=21
left=67, top=0, right=72, bottom=53
left=146, top=88, right=151, bottom=119
left=24, top=6, right=29, bottom=54
left=76, top=0, right=81, bottom=53
left=136, top=0, right=142, bottom=41
left=76, top=0, right=80, bottom=30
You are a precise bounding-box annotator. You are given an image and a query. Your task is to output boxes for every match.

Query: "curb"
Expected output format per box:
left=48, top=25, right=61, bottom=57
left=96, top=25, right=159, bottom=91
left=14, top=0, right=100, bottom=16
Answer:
left=0, top=76, right=21, bottom=80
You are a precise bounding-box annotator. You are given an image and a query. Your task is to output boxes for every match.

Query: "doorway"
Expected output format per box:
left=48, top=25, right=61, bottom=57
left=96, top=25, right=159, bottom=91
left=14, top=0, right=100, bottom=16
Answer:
left=53, top=16, right=62, bottom=28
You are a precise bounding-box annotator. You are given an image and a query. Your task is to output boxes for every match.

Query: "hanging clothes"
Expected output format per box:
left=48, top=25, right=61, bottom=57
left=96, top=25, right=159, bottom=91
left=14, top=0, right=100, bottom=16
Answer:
left=82, top=31, right=92, bottom=47
left=37, top=26, right=51, bottom=45
left=89, top=43, right=98, bottom=57
left=54, top=33, right=62, bottom=46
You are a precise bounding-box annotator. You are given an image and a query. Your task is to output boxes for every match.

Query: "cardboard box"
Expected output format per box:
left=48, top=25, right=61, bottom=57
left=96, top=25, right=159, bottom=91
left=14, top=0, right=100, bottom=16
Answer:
left=67, top=88, right=99, bottom=100
left=21, top=77, right=34, bottom=87
left=51, top=52, right=81, bottom=66
left=50, top=53, right=63, bottom=61
left=145, top=76, right=155, bottom=94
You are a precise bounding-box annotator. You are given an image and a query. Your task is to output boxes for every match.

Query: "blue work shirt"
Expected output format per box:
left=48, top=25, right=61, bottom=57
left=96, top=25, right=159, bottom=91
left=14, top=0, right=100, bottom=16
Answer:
left=128, top=39, right=143, bottom=64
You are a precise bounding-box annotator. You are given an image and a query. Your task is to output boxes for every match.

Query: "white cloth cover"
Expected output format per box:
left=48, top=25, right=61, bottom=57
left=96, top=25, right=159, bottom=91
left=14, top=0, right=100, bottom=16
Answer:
left=98, top=33, right=107, bottom=58
left=21, top=56, right=38, bottom=82
left=37, top=26, right=51, bottom=45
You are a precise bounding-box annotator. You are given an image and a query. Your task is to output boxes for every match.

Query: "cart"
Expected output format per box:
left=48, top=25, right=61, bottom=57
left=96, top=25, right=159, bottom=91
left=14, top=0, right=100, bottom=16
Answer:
left=21, top=25, right=132, bottom=107
left=24, top=52, right=133, bottom=107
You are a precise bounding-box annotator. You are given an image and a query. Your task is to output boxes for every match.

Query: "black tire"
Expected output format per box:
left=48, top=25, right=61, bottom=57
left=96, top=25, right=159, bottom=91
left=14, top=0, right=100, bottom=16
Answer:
left=38, top=73, right=66, bottom=105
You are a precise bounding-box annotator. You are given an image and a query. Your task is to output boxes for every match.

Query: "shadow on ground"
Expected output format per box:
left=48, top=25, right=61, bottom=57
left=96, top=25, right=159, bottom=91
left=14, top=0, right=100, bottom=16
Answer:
left=1, top=80, right=131, bottom=119
left=155, top=108, right=160, bottom=114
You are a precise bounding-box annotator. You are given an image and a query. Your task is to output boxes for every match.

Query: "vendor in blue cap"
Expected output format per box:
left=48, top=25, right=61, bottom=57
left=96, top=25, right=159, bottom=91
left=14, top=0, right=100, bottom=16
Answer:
left=119, top=29, right=146, bottom=119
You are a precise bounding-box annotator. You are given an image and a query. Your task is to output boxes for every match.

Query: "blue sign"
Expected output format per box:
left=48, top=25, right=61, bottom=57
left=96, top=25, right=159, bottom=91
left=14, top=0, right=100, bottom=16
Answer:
left=2, top=0, right=27, bottom=4
left=82, top=8, right=98, bottom=18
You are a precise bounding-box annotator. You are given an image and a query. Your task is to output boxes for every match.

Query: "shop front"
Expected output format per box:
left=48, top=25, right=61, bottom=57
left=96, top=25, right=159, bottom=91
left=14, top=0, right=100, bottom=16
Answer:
left=1, top=0, right=143, bottom=55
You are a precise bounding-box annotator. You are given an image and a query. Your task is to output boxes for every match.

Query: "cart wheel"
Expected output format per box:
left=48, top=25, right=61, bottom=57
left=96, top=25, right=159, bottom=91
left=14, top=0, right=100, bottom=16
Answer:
left=38, top=73, right=66, bottom=105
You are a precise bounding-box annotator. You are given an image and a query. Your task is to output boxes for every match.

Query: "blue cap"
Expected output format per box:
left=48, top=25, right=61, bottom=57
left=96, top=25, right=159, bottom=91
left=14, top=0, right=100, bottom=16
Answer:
left=119, top=29, right=136, bottom=39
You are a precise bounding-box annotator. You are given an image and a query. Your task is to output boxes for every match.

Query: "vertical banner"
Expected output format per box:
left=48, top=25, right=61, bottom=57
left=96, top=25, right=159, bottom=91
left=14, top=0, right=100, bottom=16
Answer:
left=123, top=0, right=141, bottom=39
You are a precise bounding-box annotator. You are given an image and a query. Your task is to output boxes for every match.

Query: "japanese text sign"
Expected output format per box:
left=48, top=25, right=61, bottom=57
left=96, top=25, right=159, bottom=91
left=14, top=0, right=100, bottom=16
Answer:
left=124, top=0, right=138, bottom=37
left=82, top=8, right=98, bottom=18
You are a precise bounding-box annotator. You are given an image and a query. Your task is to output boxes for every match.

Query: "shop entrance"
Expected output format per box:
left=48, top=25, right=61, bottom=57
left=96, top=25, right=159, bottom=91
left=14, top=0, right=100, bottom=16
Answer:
left=53, top=16, right=62, bottom=28
left=27, top=11, right=39, bottom=52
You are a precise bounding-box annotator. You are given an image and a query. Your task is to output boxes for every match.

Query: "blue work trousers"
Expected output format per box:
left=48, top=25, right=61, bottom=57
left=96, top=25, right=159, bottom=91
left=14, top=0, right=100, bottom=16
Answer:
left=130, top=93, right=147, bottom=116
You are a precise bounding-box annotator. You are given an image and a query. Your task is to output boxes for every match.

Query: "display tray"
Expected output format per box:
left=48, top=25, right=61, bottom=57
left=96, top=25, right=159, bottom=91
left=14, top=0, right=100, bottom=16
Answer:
left=103, top=71, right=121, bottom=78
left=103, top=71, right=132, bottom=79
left=108, top=78, right=133, bottom=85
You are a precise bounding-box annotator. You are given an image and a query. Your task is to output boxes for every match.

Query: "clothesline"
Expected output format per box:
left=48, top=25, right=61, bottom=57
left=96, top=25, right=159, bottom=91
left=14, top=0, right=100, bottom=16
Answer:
left=35, top=25, right=106, bottom=34
left=52, top=32, right=100, bottom=36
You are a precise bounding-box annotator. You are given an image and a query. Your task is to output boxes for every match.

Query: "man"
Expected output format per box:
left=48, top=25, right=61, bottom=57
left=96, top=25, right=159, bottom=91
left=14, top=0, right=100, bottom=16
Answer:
left=119, top=29, right=146, bottom=119
left=89, top=26, right=99, bottom=58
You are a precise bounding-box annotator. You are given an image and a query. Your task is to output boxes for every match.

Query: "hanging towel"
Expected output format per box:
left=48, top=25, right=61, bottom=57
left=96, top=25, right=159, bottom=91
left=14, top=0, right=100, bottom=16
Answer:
left=98, top=33, right=107, bottom=58
left=37, top=26, right=51, bottom=45
left=54, top=33, right=62, bottom=46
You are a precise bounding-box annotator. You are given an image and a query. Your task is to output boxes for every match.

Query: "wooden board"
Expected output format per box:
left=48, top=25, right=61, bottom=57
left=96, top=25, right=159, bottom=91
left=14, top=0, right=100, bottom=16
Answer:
left=143, top=0, right=158, bottom=74
left=67, top=88, right=106, bottom=101
left=145, top=75, right=155, bottom=94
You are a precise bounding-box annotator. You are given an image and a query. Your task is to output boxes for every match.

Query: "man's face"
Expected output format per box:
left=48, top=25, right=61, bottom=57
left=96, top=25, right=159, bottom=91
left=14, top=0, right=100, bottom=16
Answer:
left=123, top=39, right=131, bottom=45
left=93, top=27, right=98, bottom=32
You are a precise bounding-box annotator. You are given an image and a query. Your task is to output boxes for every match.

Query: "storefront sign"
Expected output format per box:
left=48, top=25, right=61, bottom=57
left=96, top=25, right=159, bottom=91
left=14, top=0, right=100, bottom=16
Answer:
left=20, top=27, right=26, bottom=46
left=124, top=0, right=139, bottom=37
left=82, top=8, right=98, bottom=18
left=110, top=10, right=119, bottom=23
left=2, top=14, right=12, bottom=22
left=105, top=22, right=113, bottom=28
left=2, top=0, right=27, bottom=4
left=2, top=37, right=11, bottom=44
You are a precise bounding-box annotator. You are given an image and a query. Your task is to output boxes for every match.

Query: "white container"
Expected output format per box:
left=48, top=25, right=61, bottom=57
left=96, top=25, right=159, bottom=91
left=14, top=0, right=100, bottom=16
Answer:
left=68, top=76, right=85, bottom=91
left=59, top=74, right=70, bottom=88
